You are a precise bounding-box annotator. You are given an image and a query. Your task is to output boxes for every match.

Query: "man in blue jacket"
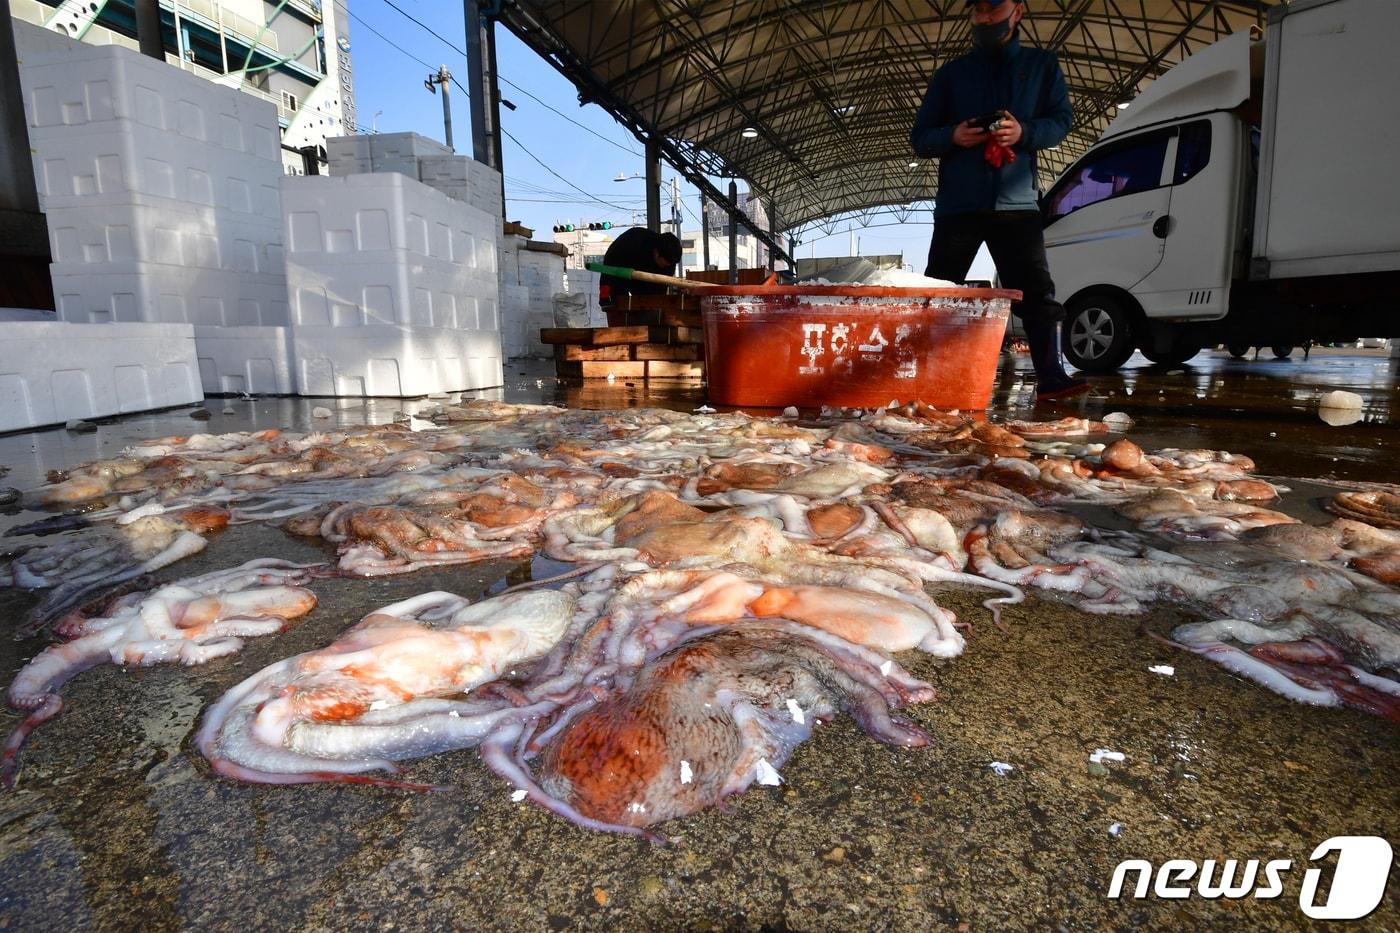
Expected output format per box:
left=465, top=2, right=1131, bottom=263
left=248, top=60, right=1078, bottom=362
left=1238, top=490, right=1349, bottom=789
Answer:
left=912, top=0, right=1089, bottom=400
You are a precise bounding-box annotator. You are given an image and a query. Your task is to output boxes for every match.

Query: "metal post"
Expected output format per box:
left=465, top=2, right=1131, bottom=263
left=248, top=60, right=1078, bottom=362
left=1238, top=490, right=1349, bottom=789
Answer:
left=484, top=15, right=505, bottom=213
left=135, top=0, right=164, bottom=60
left=701, top=194, right=710, bottom=271
left=464, top=0, right=491, bottom=165
left=670, top=177, right=681, bottom=236
left=727, top=179, right=739, bottom=285
left=0, top=1, right=38, bottom=218
left=770, top=197, right=780, bottom=271
left=437, top=66, right=454, bottom=150
left=644, top=138, right=662, bottom=234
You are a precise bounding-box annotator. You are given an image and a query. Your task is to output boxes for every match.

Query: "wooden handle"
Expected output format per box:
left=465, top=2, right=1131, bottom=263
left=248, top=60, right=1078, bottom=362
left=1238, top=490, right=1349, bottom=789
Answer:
left=587, top=262, right=720, bottom=292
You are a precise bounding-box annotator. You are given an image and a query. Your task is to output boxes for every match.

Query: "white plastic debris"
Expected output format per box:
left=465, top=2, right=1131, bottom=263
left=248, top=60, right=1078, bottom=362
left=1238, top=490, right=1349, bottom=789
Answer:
left=1109, top=822, right=1123, bottom=836
left=693, top=404, right=717, bottom=413
left=989, top=761, right=1014, bottom=776
left=887, top=399, right=900, bottom=409
left=311, top=406, right=332, bottom=419
left=1102, top=411, right=1133, bottom=430
left=680, top=760, right=693, bottom=785
left=755, top=759, right=783, bottom=786
left=786, top=699, right=806, bottom=725
left=368, top=699, right=390, bottom=711
left=1090, top=749, right=1126, bottom=764
left=782, top=406, right=799, bottom=418
left=510, top=789, right=527, bottom=802
left=879, top=660, right=893, bottom=676
left=1148, top=664, right=1176, bottom=676
left=606, top=373, right=616, bottom=384
left=1319, top=389, right=1364, bottom=410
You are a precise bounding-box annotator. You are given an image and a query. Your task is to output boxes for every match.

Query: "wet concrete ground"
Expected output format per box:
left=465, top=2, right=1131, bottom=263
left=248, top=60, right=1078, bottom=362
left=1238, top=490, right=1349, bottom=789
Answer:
left=0, top=347, right=1396, bottom=930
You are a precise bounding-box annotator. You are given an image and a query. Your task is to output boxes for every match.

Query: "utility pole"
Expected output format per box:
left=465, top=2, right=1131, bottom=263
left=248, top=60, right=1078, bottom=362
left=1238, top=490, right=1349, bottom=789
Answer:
left=425, top=66, right=453, bottom=150
left=670, top=177, right=681, bottom=237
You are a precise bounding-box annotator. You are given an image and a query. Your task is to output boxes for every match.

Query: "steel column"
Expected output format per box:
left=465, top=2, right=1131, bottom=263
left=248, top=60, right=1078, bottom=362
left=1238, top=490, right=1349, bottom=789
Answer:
left=728, top=179, right=738, bottom=285
left=135, top=0, right=164, bottom=60
left=463, top=1, right=493, bottom=166
left=701, top=194, right=710, bottom=270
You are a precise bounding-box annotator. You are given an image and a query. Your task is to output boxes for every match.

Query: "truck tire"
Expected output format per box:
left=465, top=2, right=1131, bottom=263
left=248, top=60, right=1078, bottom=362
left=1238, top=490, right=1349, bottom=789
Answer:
left=1063, top=296, right=1135, bottom=373
left=1140, top=335, right=1204, bottom=366
left=1271, top=345, right=1294, bottom=359
left=1226, top=342, right=1251, bottom=359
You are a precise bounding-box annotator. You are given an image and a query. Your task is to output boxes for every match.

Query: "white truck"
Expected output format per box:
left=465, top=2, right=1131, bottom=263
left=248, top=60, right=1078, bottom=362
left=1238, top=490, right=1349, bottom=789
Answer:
left=1042, top=0, right=1400, bottom=371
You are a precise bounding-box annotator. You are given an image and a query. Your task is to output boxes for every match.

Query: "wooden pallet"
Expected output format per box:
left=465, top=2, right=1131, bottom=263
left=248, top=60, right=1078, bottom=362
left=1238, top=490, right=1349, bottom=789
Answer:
left=543, top=318, right=705, bottom=379
left=540, top=325, right=700, bottom=346
left=553, top=360, right=704, bottom=380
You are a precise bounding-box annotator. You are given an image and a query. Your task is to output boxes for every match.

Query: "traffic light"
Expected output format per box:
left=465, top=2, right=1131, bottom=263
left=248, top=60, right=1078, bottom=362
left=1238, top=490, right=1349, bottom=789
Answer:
left=552, top=223, right=575, bottom=233
left=588, top=222, right=612, bottom=231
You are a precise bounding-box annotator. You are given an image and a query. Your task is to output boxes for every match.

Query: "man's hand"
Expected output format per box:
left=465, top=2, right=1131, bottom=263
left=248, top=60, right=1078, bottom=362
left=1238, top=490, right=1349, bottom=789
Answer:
left=991, top=111, right=1023, bottom=148
left=952, top=118, right=990, bottom=148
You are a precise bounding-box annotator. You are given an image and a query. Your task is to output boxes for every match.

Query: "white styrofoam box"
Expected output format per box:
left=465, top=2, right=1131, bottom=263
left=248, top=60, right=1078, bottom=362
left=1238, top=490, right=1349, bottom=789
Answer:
left=19, top=40, right=280, bottom=158
left=0, top=321, right=202, bottom=431
left=45, top=190, right=283, bottom=273
left=20, top=43, right=282, bottom=214
left=52, top=261, right=289, bottom=326
left=288, top=325, right=500, bottom=397
left=327, top=132, right=452, bottom=180
left=31, top=123, right=282, bottom=217
left=282, top=173, right=497, bottom=269
left=193, top=326, right=294, bottom=395
left=288, top=256, right=495, bottom=329
left=500, top=284, right=531, bottom=358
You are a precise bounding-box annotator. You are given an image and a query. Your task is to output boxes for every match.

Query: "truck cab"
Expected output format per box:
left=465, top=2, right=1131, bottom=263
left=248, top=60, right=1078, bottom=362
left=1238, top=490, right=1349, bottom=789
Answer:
left=1044, top=0, right=1400, bottom=372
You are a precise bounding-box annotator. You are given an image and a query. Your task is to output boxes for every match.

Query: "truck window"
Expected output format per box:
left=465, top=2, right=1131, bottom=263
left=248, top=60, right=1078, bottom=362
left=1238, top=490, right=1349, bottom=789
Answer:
left=1174, top=120, right=1212, bottom=184
left=1044, top=129, right=1172, bottom=223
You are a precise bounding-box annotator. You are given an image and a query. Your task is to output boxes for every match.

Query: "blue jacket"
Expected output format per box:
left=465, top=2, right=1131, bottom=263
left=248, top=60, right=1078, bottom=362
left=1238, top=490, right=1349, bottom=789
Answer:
left=910, top=35, right=1073, bottom=217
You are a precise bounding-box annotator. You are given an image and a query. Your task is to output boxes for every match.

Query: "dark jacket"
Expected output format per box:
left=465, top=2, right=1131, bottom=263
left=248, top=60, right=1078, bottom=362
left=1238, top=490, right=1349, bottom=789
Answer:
left=910, top=34, right=1072, bottom=217
left=600, top=227, right=673, bottom=301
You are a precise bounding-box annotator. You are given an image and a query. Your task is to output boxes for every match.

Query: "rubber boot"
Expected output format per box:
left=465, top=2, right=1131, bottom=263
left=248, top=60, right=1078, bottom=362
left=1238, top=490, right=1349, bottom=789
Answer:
left=1026, top=320, right=1089, bottom=401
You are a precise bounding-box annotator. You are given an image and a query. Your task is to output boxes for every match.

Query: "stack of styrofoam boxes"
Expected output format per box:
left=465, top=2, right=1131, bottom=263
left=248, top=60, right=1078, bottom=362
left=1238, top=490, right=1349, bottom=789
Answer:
left=497, top=230, right=533, bottom=359
left=18, top=33, right=293, bottom=397
left=514, top=245, right=568, bottom=359
left=281, top=173, right=502, bottom=396
left=326, top=132, right=452, bottom=179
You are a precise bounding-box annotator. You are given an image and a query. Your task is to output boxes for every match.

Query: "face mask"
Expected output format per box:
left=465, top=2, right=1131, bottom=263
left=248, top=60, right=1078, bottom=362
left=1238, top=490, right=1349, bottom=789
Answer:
left=971, top=19, right=1012, bottom=49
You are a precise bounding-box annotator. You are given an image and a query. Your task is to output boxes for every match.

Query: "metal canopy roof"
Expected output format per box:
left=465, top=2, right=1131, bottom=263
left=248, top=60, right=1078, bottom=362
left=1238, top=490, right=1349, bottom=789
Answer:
left=499, top=1, right=1272, bottom=234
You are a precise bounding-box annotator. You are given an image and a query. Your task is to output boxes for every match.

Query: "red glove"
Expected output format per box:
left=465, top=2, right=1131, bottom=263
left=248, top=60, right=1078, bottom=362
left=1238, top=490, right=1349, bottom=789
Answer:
left=983, top=140, right=1016, bottom=168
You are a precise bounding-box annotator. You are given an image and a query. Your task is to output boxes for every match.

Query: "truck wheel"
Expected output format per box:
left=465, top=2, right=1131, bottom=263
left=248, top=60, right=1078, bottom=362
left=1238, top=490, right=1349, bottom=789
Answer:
left=1063, top=297, right=1135, bottom=373
left=1271, top=345, right=1294, bottom=359
left=1226, top=342, right=1251, bottom=359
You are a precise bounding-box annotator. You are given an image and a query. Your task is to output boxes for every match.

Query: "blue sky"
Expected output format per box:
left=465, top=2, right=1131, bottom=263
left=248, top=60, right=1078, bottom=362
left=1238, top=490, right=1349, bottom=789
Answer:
left=343, top=0, right=994, bottom=277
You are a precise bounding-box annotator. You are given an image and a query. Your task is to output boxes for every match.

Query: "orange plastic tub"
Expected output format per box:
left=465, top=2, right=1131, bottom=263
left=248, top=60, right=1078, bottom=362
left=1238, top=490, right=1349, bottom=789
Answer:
left=701, top=285, right=1019, bottom=410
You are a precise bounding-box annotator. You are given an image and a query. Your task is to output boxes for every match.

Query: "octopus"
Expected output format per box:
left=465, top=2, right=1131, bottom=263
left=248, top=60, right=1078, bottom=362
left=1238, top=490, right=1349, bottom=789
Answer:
left=1162, top=623, right=1400, bottom=723
left=528, top=624, right=935, bottom=837
left=3, top=559, right=319, bottom=787
left=1326, top=490, right=1400, bottom=530
left=195, top=589, right=575, bottom=786
left=4, top=507, right=231, bottom=633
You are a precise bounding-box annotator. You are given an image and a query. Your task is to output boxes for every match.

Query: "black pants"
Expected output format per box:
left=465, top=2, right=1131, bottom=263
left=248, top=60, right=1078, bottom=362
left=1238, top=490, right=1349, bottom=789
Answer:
left=924, top=210, right=1064, bottom=325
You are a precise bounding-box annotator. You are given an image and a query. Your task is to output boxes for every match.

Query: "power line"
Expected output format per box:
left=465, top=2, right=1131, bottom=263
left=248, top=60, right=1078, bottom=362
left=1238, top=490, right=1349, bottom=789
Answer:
left=500, top=127, right=636, bottom=213
left=345, top=9, right=435, bottom=72
left=371, top=0, right=640, bottom=155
